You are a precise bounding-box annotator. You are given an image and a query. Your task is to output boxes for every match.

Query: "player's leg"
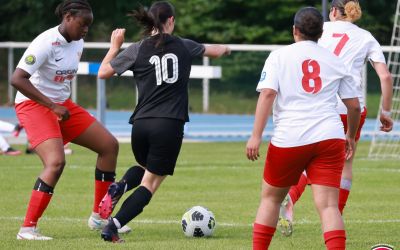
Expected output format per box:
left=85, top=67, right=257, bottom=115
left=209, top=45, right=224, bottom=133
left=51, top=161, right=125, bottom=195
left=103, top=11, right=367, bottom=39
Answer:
left=101, top=118, right=184, bottom=243
left=18, top=139, right=65, bottom=240
left=253, top=143, right=312, bottom=248
left=311, top=184, right=345, bottom=250
left=278, top=170, right=308, bottom=236
left=98, top=165, right=145, bottom=219
left=0, top=120, right=22, bottom=155
left=253, top=181, right=289, bottom=249
left=338, top=109, right=366, bottom=214
left=307, top=139, right=346, bottom=249
left=57, top=100, right=117, bottom=230
left=16, top=101, right=65, bottom=240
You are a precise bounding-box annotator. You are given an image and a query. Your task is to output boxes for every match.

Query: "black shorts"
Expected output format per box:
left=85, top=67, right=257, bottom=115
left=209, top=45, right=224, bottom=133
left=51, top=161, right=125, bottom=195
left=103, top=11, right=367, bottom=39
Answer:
left=131, top=118, right=184, bottom=176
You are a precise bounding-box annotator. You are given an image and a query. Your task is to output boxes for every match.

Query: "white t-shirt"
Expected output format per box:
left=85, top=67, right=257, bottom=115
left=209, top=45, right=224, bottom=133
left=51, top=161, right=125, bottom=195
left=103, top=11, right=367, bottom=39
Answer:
left=257, top=41, right=357, bottom=147
left=319, top=21, right=386, bottom=114
left=15, top=26, right=83, bottom=104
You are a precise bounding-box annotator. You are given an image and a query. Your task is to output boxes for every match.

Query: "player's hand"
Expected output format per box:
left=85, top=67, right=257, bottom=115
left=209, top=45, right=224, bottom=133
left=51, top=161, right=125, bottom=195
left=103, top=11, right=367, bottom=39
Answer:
left=246, top=136, right=261, bottom=161
left=51, top=104, right=70, bottom=121
left=345, top=136, right=355, bottom=160
left=224, top=46, right=231, bottom=56
left=110, top=28, right=125, bottom=50
left=380, top=113, right=393, bottom=132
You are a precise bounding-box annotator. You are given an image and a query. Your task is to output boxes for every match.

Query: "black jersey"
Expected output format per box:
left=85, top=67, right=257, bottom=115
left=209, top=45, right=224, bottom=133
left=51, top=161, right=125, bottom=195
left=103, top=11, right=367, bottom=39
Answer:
left=111, top=34, right=205, bottom=123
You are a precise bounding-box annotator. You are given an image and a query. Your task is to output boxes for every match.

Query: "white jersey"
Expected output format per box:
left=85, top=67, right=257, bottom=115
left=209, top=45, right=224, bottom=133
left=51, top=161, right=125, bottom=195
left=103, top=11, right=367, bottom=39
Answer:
left=319, top=21, right=386, bottom=114
left=15, top=26, right=83, bottom=104
left=257, top=41, right=357, bottom=147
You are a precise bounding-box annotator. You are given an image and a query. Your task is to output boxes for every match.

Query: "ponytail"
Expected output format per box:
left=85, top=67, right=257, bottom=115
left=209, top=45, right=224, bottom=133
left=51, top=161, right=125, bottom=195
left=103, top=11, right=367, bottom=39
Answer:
left=344, top=1, right=362, bottom=22
left=128, top=1, right=175, bottom=47
left=331, top=0, right=362, bottom=22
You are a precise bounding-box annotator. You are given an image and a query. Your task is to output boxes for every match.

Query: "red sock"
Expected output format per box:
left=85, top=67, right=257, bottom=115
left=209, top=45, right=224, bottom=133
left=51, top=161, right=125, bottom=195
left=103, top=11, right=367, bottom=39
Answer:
left=93, top=180, right=112, bottom=213
left=338, top=189, right=350, bottom=215
left=323, top=230, right=346, bottom=250
left=23, top=190, right=52, bottom=227
left=288, top=173, right=308, bottom=205
left=253, top=223, right=276, bottom=250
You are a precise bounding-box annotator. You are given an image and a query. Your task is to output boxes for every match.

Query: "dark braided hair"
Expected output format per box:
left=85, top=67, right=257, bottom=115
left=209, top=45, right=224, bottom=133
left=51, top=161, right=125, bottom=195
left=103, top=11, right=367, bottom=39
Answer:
left=294, top=7, right=323, bottom=42
left=55, top=0, right=92, bottom=20
left=128, top=1, right=175, bottom=47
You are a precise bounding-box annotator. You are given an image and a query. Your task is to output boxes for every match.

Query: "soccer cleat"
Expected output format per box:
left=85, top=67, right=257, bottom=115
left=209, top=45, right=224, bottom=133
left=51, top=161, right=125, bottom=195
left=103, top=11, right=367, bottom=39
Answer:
left=88, top=212, right=108, bottom=230
left=101, top=218, right=124, bottom=243
left=3, top=147, right=22, bottom=156
left=17, top=227, right=53, bottom=240
left=88, top=212, right=131, bottom=234
left=13, top=124, right=23, bottom=137
left=99, top=182, right=126, bottom=219
left=278, top=194, right=294, bottom=237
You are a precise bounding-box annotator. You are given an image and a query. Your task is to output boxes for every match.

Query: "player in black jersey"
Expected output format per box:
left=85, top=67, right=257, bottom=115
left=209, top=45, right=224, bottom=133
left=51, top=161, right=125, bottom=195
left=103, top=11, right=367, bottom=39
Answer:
left=97, top=1, right=230, bottom=242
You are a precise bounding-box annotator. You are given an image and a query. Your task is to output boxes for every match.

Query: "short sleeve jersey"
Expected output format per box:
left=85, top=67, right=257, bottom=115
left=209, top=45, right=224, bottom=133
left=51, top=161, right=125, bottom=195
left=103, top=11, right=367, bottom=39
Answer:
left=15, top=26, right=83, bottom=104
left=257, top=41, right=357, bottom=147
left=318, top=21, right=386, bottom=114
left=111, top=34, right=205, bottom=123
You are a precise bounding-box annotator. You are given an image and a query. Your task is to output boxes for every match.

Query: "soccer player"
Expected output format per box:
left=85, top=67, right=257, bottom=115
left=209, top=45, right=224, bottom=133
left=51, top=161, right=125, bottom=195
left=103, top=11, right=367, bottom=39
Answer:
left=96, top=1, right=230, bottom=243
left=11, top=0, right=129, bottom=240
left=278, top=0, right=393, bottom=236
left=247, top=7, right=361, bottom=249
left=0, top=120, right=22, bottom=156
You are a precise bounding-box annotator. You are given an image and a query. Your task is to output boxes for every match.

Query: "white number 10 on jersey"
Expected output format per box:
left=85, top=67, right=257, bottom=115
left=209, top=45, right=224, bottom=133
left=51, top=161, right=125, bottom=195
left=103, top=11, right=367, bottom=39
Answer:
left=149, top=53, right=179, bottom=86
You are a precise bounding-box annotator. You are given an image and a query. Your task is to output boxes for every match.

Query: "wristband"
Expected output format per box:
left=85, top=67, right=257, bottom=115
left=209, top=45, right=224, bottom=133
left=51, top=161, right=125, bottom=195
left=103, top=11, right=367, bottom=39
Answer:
left=381, top=109, right=391, bottom=117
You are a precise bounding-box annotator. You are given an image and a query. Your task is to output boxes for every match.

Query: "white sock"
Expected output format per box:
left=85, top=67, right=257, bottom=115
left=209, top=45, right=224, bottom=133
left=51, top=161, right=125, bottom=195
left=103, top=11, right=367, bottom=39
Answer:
left=0, top=134, right=10, bottom=151
left=340, top=178, right=352, bottom=191
left=113, top=218, right=122, bottom=229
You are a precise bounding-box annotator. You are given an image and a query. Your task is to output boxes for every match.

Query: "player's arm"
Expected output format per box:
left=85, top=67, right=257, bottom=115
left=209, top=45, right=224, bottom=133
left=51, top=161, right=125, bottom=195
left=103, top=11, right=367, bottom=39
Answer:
left=371, top=61, right=393, bottom=132
left=246, top=88, right=276, bottom=161
left=98, top=28, right=125, bottom=79
left=203, top=44, right=231, bottom=58
left=11, top=40, right=70, bottom=121
left=342, top=97, right=361, bottom=160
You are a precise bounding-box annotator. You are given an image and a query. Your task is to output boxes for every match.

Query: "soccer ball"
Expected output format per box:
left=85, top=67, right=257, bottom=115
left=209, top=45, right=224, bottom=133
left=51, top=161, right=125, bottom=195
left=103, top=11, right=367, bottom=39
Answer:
left=181, top=206, right=216, bottom=237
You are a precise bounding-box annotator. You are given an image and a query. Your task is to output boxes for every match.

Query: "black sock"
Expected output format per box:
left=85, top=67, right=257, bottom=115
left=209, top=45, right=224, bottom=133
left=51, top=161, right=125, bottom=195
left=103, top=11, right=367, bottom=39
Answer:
left=33, top=178, right=54, bottom=194
left=95, top=167, right=116, bottom=182
left=119, top=165, right=145, bottom=192
left=114, top=186, right=152, bottom=227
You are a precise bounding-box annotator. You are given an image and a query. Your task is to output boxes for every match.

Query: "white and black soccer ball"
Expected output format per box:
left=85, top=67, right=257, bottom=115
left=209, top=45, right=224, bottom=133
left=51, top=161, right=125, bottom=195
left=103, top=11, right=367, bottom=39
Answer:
left=181, top=206, right=216, bottom=237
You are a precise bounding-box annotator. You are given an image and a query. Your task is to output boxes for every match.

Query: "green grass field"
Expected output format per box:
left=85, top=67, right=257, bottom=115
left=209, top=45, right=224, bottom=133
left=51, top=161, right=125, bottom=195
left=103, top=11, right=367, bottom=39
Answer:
left=0, top=141, right=399, bottom=249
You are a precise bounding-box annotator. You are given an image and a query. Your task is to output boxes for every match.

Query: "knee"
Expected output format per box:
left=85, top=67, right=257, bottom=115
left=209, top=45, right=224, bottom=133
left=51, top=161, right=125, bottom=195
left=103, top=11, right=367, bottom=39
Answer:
left=101, top=136, right=119, bottom=156
left=45, top=158, right=66, bottom=178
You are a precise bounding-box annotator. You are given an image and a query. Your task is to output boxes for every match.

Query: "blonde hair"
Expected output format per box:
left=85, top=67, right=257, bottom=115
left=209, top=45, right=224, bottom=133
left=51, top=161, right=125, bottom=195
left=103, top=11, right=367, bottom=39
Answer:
left=344, top=1, right=362, bottom=22
left=332, top=0, right=362, bottom=22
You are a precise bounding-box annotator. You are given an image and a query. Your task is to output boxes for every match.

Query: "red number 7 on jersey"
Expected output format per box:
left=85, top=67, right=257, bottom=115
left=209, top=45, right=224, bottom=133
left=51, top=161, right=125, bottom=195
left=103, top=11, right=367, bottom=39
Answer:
left=332, top=33, right=349, bottom=56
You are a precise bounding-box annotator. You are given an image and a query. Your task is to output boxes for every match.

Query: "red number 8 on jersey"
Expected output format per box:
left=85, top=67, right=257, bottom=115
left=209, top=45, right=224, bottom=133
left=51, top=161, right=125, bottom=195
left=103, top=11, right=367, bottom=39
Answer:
left=301, top=59, right=322, bottom=94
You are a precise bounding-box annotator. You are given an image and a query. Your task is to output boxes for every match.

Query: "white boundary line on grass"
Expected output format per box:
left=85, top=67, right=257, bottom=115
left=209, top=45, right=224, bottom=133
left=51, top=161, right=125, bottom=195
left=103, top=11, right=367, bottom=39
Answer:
left=1, top=216, right=400, bottom=227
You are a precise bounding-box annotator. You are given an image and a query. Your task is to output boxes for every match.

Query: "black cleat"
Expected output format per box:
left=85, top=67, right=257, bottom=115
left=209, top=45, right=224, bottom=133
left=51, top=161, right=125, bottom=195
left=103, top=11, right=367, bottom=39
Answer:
left=101, top=218, right=124, bottom=243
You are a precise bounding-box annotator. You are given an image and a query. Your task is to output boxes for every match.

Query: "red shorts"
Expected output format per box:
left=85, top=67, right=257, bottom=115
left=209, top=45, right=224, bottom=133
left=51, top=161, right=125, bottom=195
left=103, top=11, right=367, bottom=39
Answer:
left=340, top=107, right=367, bottom=142
left=15, top=99, right=96, bottom=148
left=263, top=139, right=345, bottom=188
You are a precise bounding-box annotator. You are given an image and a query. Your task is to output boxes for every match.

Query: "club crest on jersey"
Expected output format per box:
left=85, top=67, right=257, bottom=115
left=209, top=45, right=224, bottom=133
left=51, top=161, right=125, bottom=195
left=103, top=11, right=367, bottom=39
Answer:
left=259, top=71, right=266, bottom=82
left=52, top=41, right=61, bottom=46
left=25, top=55, right=36, bottom=65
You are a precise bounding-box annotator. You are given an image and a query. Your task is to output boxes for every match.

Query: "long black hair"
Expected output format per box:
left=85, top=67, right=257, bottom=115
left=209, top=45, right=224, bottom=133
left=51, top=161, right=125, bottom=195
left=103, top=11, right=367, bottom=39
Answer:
left=128, top=1, right=175, bottom=47
left=294, top=7, right=323, bottom=42
left=55, top=0, right=92, bottom=20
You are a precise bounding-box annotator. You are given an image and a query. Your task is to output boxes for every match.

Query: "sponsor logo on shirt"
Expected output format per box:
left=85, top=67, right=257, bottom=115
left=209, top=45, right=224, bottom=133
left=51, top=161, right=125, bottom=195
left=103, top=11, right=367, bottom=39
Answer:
left=53, top=69, right=78, bottom=83
left=52, top=41, right=61, bottom=46
left=25, top=55, right=36, bottom=65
